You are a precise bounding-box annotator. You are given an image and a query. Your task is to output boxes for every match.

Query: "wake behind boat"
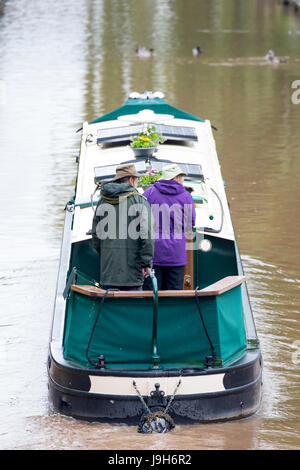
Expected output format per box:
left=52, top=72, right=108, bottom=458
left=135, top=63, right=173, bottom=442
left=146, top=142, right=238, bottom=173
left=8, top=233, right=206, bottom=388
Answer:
left=47, top=92, right=262, bottom=429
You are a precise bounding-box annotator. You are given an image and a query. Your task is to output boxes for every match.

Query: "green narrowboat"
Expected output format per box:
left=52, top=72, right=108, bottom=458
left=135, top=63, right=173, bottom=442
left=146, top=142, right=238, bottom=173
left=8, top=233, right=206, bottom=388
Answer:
left=48, top=92, right=262, bottom=429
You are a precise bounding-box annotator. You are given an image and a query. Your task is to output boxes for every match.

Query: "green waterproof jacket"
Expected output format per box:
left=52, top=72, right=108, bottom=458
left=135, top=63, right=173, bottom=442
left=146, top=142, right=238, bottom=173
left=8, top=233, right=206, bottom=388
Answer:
left=92, top=182, right=154, bottom=286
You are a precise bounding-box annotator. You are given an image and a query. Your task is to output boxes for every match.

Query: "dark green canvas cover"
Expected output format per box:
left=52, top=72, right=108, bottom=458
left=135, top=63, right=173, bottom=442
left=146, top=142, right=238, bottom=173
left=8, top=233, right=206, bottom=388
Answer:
left=63, top=285, right=247, bottom=370
left=89, top=98, right=205, bottom=125
left=194, top=236, right=238, bottom=289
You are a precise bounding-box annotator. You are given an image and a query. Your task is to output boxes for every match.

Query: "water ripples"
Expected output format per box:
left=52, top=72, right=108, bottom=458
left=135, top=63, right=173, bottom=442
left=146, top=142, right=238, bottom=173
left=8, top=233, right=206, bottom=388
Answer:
left=0, top=0, right=299, bottom=450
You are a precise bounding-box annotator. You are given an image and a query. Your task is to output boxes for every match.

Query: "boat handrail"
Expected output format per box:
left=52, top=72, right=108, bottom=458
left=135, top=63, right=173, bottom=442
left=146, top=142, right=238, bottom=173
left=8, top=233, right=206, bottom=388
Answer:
left=70, top=275, right=246, bottom=298
left=146, top=268, right=160, bottom=369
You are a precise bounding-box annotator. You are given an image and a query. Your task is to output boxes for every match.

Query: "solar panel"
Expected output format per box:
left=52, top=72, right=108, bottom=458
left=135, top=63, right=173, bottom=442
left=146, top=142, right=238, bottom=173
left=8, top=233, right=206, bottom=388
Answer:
left=147, top=161, right=203, bottom=178
left=97, top=124, right=197, bottom=144
left=94, top=160, right=146, bottom=183
left=94, top=160, right=203, bottom=183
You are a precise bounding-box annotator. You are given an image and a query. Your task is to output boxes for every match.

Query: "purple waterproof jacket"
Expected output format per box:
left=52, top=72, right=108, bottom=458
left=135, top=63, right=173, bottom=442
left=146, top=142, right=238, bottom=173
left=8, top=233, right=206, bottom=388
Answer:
left=143, top=180, right=196, bottom=266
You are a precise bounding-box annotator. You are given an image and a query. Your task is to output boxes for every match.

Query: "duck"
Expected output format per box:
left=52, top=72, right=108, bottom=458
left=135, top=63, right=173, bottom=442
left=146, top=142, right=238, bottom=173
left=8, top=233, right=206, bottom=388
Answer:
left=192, top=46, right=203, bottom=56
left=265, top=50, right=287, bottom=64
left=135, top=46, right=154, bottom=58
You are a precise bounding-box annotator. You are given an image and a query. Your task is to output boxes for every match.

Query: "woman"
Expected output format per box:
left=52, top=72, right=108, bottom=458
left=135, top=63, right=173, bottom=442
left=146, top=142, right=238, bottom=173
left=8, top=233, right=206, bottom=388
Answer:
left=143, top=164, right=196, bottom=290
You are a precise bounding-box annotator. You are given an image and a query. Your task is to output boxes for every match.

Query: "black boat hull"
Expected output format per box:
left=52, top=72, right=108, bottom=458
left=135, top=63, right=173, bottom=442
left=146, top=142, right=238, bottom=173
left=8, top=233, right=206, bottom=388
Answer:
left=48, top=345, right=262, bottom=424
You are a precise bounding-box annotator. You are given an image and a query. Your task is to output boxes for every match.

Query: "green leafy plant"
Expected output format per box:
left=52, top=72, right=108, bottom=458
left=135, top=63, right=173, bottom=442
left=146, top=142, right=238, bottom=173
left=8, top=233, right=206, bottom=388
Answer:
left=130, top=126, right=165, bottom=148
left=138, top=169, right=162, bottom=188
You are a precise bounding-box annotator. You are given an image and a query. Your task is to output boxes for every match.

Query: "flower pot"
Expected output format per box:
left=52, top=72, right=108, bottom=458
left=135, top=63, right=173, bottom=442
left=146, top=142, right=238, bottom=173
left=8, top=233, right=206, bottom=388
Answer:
left=131, top=147, right=156, bottom=159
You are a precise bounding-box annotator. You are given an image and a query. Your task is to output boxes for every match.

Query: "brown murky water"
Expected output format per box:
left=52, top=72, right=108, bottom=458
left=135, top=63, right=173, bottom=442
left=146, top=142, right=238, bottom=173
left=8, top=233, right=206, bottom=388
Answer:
left=0, top=0, right=299, bottom=450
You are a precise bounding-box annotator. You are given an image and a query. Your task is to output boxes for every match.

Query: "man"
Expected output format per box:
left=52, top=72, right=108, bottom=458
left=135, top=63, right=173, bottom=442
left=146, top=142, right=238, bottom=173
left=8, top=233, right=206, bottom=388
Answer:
left=143, top=164, right=196, bottom=290
left=92, top=164, right=154, bottom=290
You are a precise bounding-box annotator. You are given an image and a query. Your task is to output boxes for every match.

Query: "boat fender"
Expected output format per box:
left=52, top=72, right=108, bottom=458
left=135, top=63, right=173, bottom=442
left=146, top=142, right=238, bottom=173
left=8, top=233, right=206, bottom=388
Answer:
left=133, top=378, right=181, bottom=433
left=138, top=411, right=175, bottom=434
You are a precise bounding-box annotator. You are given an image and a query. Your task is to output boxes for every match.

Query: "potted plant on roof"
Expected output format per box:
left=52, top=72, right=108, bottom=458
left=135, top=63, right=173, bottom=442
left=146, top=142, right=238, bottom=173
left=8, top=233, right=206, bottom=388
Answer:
left=138, top=169, right=162, bottom=190
left=130, top=125, right=165, bottom=158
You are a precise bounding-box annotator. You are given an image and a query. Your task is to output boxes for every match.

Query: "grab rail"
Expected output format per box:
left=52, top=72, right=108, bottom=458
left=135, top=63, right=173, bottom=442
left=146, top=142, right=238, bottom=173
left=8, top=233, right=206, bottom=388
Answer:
left=70, top=276, right=246, bottom=298
left=146, top=268, right=160, bottom=370
left=63, top=267, right=100, bottom=299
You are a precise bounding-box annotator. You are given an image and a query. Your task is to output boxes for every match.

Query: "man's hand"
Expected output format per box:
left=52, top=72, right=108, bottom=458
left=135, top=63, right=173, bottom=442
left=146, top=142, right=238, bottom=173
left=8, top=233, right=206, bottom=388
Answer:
left=142, top=267, right=150, bottom=278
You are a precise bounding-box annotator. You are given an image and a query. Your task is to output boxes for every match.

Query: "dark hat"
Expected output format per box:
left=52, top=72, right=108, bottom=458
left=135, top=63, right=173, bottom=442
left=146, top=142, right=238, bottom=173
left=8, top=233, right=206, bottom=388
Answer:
left=112, top=164, right=141, bottom=181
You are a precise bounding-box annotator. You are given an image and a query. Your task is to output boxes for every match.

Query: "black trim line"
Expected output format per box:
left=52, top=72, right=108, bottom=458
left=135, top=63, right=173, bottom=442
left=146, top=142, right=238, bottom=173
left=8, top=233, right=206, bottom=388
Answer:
left=49, top=365, right=262, bottom=401
left=50, top=342, right=261, bottom=378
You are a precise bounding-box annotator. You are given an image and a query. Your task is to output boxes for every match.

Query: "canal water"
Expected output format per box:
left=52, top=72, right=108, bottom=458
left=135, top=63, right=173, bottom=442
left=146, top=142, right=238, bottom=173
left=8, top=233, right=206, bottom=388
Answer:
left=0, top=0, right=299, bottom=450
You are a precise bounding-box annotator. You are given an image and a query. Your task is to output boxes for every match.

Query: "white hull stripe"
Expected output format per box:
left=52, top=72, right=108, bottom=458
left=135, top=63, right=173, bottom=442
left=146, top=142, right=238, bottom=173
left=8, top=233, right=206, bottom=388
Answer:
left=88, top=374, right=225, bottom=396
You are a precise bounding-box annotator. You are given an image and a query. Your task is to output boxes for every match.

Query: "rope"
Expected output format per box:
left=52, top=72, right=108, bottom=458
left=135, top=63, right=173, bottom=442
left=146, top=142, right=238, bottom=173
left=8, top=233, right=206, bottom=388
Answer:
left=132, top=381, right=151, bottom=414
left=194, top=287, right=216, bottom=366
left=164, top=377, right=182, bottom=414
left=86, top=289, right=111, bottom=368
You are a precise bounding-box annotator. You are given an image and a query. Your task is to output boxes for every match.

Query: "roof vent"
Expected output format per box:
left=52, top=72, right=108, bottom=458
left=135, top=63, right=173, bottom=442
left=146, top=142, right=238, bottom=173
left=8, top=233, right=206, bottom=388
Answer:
left=128, top=92, right=140, bottom=99
left=128, top=91, right=165, bottom=100
left=152, top=91, right=165, bottom=99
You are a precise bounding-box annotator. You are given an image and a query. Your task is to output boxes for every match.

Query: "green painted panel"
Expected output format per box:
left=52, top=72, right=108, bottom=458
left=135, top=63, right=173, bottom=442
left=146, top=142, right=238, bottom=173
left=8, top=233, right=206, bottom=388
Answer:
left=68, top=240, right=100, bottom=284
left=89, top=98, right=205, bottom=124
left=194, top=235, right=238, bottom=289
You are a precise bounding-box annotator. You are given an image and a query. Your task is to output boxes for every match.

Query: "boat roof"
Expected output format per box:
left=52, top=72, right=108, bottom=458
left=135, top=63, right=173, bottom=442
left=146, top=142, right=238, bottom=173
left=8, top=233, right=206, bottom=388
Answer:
left=89, top=96, right=205, bottom=125
left=72, top=94, right=235, bottom=244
